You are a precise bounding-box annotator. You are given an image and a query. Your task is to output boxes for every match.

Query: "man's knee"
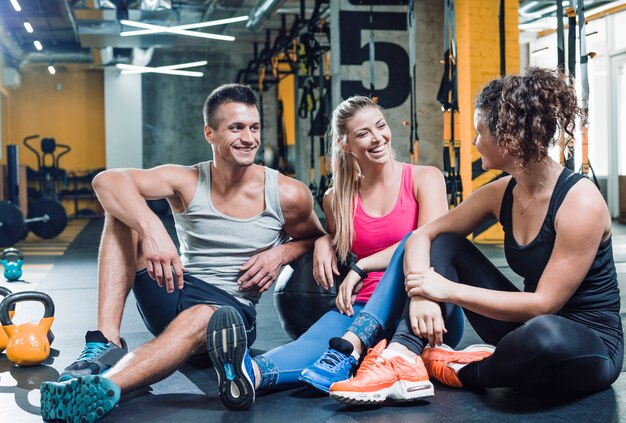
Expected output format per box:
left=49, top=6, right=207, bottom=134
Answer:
left=172, top=304, right=217, bottom=341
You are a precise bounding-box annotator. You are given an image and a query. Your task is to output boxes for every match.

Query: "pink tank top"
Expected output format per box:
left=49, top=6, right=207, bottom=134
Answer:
left=352, top=163, right=419, bottom=302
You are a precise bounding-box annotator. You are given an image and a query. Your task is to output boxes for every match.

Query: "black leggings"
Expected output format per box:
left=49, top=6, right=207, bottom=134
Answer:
left=391, top=233, right=624, bottom=394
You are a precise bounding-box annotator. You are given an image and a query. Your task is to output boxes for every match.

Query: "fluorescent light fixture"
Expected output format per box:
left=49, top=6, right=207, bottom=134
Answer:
left=116, top=63, right=204, bottom=77
left=23, top=22, right=33, bottom=33
left=10, top=0, right=21, bottom=12
left=120, top=20, right=235, bottom=41
left=118, top=60, right=208, bottom=75
left=519, top=1, right=568, bottom=18
left=33, top=40, right=43, bottom=51
left=587, top=0, right=626, bottom=16
left=121, top=16, right=247, bottom=37
left=48, top=65, right=56, bottom=75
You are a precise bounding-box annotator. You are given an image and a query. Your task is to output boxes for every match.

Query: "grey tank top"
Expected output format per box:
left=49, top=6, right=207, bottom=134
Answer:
left=173, top=161, right=289, bottom=305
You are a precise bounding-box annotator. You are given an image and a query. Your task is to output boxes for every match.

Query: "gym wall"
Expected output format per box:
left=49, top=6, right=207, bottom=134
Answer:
left=141, top=49, right=267, bottom=168
left=0, top=66, right=105, bottom=173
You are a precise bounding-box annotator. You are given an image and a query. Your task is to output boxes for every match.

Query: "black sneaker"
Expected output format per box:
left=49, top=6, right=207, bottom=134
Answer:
left=206, top=306, right=255, bottom=411
left=58, top=330, right=128, bottom=382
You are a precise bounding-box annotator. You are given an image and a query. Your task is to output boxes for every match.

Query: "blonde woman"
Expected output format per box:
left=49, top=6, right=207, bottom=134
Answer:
left=246, top=96, right=464, bottom=402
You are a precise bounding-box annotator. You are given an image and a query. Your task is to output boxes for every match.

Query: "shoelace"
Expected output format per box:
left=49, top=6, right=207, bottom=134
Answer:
left=318, top=349, right=354, bottom=372
left=77, top=342, right=109, bottom=361
left=355, top=349, right=385, bottom=374
left=354, top=349, right=398, bottom=379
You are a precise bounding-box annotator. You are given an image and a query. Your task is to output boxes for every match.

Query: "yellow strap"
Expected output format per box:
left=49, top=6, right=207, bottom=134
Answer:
left=259, top=65, right=266, bottom=92
left=271, top=55, right=279, bottom=78
left=411, top=140, right=419, bottom=165
left=581, top=124, right=589, bottom=175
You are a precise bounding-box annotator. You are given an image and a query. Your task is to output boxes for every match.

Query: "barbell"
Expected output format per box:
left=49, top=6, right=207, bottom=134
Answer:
left=0, top=200, right=67, bottom=247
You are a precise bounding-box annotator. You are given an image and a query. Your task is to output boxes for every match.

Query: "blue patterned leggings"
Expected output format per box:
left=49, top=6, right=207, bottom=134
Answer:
left=254, top=233, right=465, bottom=390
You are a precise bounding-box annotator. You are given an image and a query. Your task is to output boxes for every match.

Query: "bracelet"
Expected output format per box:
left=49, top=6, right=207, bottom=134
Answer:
left=349, top=262, right=368, bottom=280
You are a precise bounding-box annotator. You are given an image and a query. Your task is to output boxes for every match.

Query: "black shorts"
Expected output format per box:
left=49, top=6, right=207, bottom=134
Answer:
left=132, top=269, right=257, bottom=346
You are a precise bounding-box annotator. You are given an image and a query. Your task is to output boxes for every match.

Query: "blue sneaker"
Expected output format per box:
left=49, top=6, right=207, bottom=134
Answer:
left=299, top=337, right=358, bottom=393
left=206, top=306, right=255, bottom=410
left=40, top=375, right=121, bottom=422
left=59, top=330, right=128, bottom=382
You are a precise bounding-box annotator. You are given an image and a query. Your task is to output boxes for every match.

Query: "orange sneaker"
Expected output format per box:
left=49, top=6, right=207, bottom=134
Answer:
left=329, top=340, right=434, bottom=405
left=422, top=344, right=495, bottom=388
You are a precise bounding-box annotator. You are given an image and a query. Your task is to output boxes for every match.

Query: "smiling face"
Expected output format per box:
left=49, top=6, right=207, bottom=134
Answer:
left=204, top=102, right=260, bottom=168
left=343, top=106, right=392, bottom=166
left=473, top=108, right=507, bottom=171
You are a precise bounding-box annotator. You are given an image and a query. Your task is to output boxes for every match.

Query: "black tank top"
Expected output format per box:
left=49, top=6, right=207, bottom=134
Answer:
left=499, top=168, right=620, bottom=314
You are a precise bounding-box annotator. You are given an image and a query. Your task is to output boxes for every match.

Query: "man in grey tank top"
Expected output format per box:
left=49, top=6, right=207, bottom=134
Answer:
left=41, top=84, right=325, bottom=421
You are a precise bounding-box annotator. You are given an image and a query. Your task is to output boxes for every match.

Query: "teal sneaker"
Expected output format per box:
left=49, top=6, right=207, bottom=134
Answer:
left=206, top=306, right=255, bottom=411
left=59, top=330, right=127, bottom=382
left=40, top=375, right=120, bottom=422
left=299, top=337, right=358, bottom=393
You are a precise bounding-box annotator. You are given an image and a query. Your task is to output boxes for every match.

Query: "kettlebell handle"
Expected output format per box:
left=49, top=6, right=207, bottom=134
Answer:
left=0, top=291, right=55, bottom=326
left=2, top=248, right=24, bottom=263
left=0, top=287, right=16, bottom=313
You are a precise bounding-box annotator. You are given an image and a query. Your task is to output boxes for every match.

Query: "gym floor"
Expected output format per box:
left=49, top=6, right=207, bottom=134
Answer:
left=1, top=216, right=625, bottom=422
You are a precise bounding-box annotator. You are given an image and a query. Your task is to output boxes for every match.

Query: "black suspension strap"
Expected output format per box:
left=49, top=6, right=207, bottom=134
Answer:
left=277, top=99, right=287, bottom=172
left=408, top=0, right=419, bottom=164
left=563, top=3, right=577, bottom=170
left=437, top=0, right=462, bottom=208
left=556, top=0, right=567, bottom=166
left=572, top=0, right=600, bottom=188
left=369, top=0, right=376, bottom=96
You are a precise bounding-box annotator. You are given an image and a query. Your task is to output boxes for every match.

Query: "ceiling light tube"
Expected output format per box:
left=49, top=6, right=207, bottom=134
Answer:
left=119, top=60, right=208, bottom=75
left=121, top=16, right=248, bottom=36
left=23, top=22, right=33, bottom=33
left=116, top=64, right=204, bottom=77
left=10, top=0, right=21, bottom=12
left=120, top=20, right=235, bottom=41
left=33, top=40, right=43, bottom=51
left=48, top=65, right=56, bottom=75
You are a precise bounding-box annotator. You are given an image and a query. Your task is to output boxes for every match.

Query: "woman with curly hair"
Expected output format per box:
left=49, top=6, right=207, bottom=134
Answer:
left=330, top=67, right=623, bottom=402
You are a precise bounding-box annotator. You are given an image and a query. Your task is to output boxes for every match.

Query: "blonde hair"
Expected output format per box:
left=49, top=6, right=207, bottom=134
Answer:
left=329, top=96, right=386, bottom=263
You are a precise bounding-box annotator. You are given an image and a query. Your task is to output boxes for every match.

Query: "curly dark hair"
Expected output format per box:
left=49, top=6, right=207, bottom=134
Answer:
left=475, top=67, right=580, bottom=168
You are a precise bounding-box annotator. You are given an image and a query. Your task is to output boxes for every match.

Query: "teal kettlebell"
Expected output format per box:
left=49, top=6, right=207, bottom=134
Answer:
left=2, top=248, right=24, bottom=282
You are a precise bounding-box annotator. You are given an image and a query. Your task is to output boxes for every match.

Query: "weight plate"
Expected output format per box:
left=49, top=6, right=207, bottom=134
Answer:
left=27, top=199, right=67, bottom=239
left=0, top=201, right=26, bottom=247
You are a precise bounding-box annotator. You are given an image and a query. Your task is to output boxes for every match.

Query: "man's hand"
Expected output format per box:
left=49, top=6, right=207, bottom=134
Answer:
left=313, top=235, right=339, bottom=290
left=141, top=226, right=184, bottom=293
left=408, top=296, right=447, bottom=347
left=335, top=269, right=363, bottom=317
left=238, top=246, right=284, bottom=293
left=405, top=268, right=455, bottom=302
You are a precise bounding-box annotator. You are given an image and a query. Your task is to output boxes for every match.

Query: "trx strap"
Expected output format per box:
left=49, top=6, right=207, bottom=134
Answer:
left=408, top=0, right=419, bottom=164
left=556, top=0, right=567, bottom=166
left=572, top=0, right=600, bottom=187
left=369, top=0, right=376, bottom=96
left=562, top=4, right=577, bottom=170
left=309, top=111, right=318, bottom=197
left=316, top=28, right=331, bottom=207
left=437, top=0, right=462, bottom=208
left=277, top=99, right=287, bottom=172
left=297, top=33, right=319, bottom=119
left=556, top=1, right=566, bottom=72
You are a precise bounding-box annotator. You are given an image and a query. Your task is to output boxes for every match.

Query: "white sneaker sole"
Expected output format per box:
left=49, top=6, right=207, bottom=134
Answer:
left=330, top=379, right=434, bottom=405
